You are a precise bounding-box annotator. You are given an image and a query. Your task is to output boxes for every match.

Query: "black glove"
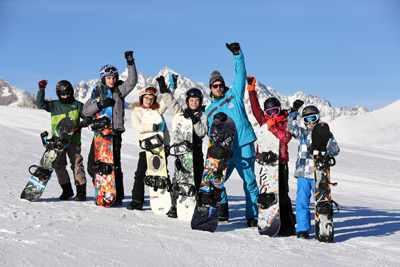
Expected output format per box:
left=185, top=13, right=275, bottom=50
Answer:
left=226, top=42, right=241, bottom=55
left=156, top=76, right=169, bottom=94
left=291, top=99, right=304, bottom=112
left=214, top=112, right=227, bottom=122
left=97, top=98, right=115, bottom=110
left=71, top=122, right=83, bottom=133
left=183, top=109, right=199, bottom=124
left=124, top=51, right=134, bottom=65
left=38, top=80, right=47, bottom=90
left=247, top=76, right=254, bottom=85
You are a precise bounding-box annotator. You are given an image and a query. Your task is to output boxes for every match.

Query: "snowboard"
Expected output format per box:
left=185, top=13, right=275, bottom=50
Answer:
left=256, top=123, right=281, bottom=236
left=20, top=117, right=76, bottom=201
left=140, top=110, right=171, bottom=215
left=89, top=85, right=116, bottom=207
left=311, top=122, right=340, bottom=243
left=169, top=113, right=196, bottom=221
left=191, top=115, right=236, bottom=232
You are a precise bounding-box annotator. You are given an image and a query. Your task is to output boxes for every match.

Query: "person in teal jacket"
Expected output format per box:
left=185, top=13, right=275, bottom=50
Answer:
left=205, top=42, right=258, bottom=227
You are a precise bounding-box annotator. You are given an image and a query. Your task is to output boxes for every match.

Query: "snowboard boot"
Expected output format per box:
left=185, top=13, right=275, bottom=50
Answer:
left=126, top=200, right=143, bottom=211
left=247, top=218, right=258, bottom=227
left=166, top=206, right=178, bottom=218
left=297, top=231, right=310, bottom=239
left=219, top=203, right=229, bottom=222
left=113, top=198, right=123, bottom=206
left=74, top=183, right=87, bottom=201
left=278, top=228, right=296, bottom=236
left=59, top=182, right=74, bottom=200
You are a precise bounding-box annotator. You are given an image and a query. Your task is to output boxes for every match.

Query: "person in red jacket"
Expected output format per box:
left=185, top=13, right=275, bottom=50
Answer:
left=247, top=76, right=296, bottom=236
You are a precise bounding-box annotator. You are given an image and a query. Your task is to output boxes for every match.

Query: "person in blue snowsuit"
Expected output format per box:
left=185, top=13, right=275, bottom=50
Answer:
left=205, top=42, right=259, bottom=227
left=287, top=101, right=340, bottom=239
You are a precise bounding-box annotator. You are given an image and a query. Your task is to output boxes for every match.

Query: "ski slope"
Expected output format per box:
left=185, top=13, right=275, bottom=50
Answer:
left=0, top=102, right=399, bottom=266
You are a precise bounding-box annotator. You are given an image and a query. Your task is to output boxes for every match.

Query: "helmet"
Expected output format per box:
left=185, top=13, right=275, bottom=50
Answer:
left=139, top=87, right=158, bottom=104
left=56, top=80, right=74, bottom=102
left=302, top=105, right=320, bottom=125
left=99, top=65, right=119, bottom=86
left=263, top=97, right=281, bottom=118
left=186, top=88, right=203, bottom=106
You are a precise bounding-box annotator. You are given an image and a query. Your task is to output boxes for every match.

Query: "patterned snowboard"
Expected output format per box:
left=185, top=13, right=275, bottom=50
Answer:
left=170, top=113, right=196, bottom=221
left=141, top=110, right=171, bottom=215
left=90, top=85, right=116, bottom=207
left=191, top=115, right=236, bottom=232
left=256, top=123, right=280, bottom=236
left=20, top=117, right=76, bottom=201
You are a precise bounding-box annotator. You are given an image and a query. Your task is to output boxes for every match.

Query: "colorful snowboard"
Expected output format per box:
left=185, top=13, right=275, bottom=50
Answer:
left=21, top=117, right=76, bottom=201
left=140, top=110, right=171, bottom=215
left=90, top=85, right=116, bottom=207
left=169, top=113, right=196, bottom=221
left=312, top=122, right=339, bottom=243
left=191, top=115, right=236, bottom=232
left=256, top=124, right=281, bottom=236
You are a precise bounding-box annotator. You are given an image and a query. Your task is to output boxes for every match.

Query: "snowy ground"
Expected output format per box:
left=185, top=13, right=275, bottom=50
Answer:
left=0, top=103, right=399, bottom=267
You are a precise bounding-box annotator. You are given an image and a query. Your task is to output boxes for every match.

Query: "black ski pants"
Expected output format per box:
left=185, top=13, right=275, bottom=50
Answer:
left=279, top=163, right=296, bottom=231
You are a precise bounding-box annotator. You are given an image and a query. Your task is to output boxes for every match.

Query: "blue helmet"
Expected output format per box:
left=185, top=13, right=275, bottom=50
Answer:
left=99, top=64, right=119, bottom=79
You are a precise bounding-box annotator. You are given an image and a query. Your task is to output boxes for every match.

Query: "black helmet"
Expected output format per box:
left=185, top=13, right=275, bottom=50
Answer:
left=56, top=80, right=74, bottom=103
left=264, top=97, right=281, bottom=110
left=302, top=105, right=320, bottom=117
left=186, top=88, right=203, bottom=106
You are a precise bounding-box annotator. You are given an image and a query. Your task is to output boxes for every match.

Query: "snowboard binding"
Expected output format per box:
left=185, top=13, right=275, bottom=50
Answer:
left=90, top=160, right=114, bottom=175
left=256, top=151, right=278, bottom=165
left=196, top=183, right=223, bottom=208
left=144, top=175, right=171, bottom=192
left=140, top=134, right=164, bottom=154
left=28, top=165, right=52, bottom=182
left=41, top=132, right=69, bottom=150
left=257, top=191, right=277, bottom=209
left=315, top=155, right=336, bottom=170
left=170, top=182, right=197, bottom=198
left=168, top=140, right=193, bottom=156
left=88, top=116, right=114, bottom=140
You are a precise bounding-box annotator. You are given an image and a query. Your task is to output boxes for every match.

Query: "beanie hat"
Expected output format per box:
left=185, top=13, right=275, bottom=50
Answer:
left=209, top=70, right=225, bottom=87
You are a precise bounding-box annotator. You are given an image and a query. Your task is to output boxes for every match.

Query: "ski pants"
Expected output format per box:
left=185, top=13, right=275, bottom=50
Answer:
left=87, top=132, right=124, bottom=200
left=55, top=144, right=86, bottom=186
left=222, top=142, right=259, bottom=220
left=296, top=177, right=315, bottom=233
left=278, top=163, right=296, bottom=231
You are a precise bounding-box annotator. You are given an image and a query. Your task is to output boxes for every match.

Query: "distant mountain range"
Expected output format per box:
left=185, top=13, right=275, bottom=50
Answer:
left=1, top=67, right=368, bottom=123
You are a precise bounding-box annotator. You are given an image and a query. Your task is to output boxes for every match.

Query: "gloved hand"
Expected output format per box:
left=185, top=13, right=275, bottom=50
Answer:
left=169, top=74, right=178, bottom=90
left=266, top=118, right=276, bottom=129
left=124, top=51, right=135, bottom=65
left=97, top=98, right=115, bottom=110
left=156, top=76, right=169, bottom=94
left=38, top=80, right=48, bottom=90
left=291, top=99, right=304, bottom=112
left=71, top=122, right=83, bottom=133
left=153, top=121, right=166, bottom=132
left=214, top=112, right=227, bottom=122
left=226, top=42, right=241, bottom=55
left=183, top=109, right=199, bottom=124
left=247, top=76, right=256, bottom=91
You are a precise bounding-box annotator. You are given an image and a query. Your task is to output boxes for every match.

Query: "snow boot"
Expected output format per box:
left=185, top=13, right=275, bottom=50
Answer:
left=126, top=200, right=143, bottom=210
left=74, top=183, right=86, bottom=201
left=297, top=231, right=310, bottom=239
left=166, top=206, right=177, bottom=218
left=247, top=218, right=258, bottom=227
left=59, top=182, right=74, bottom=200
left=219, top=202, right=229, bottom=222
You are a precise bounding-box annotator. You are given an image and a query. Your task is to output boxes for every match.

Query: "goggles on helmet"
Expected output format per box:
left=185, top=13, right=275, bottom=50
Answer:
left=303, top=114, right=320, bottom=124
left=103, top=66, right=118, bottom=76
left=264, top=107, right=280, bottom=117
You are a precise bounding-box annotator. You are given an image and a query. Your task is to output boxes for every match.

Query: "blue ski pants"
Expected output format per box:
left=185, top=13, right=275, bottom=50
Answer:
left=296, top=177, right=315, bottom=233
left=222, top=142, right=259, bottom=220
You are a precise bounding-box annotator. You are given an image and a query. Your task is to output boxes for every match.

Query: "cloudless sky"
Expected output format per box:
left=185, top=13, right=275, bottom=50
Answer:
left=1, top=0, right=399, bottom=110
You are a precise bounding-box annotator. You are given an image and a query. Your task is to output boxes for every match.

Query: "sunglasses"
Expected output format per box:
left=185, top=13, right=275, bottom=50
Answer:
left=104, top=67, right=118, bottom=75
left=264, top=107, right=280, bottom=117
left=211, top=84, right=224, bottom=89
left=303, top=114, right=319, bottom=124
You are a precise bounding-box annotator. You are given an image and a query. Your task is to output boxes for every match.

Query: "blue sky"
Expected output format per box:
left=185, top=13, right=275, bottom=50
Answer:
left=1, top=0, right=399, bottom=110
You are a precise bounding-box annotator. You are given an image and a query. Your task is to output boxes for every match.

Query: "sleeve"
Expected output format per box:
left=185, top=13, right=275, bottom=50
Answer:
left=287, top=112, right=302, bottom=140
left=193, top=111, right=208, bottom=138
left=161, top=92, right=183, bottom=116
left=231, top=50, right=247, bottom=99
left=131, top=109, right=154, bottom=134
left=82, top=96, right=99, bottom=117
left=327, top=133, right=340, bottom=157
left=36, top=90, right=54, bottom=112
left=118, top=63, right=138, bottom=97
left=269, top=121, right=292, bottom=144
left=248, top=90, right=265, bottom=125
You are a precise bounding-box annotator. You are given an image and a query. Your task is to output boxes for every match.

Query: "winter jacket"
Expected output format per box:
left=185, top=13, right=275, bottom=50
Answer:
left=287, top=112, right=340, bottom=179
left=82, top=63, right=138, bottom=132
left=248, top=90, right=291, bottom=163
left=130, top=100, right=170, bottom=151
left=161, top=92, right=207, bottom=150
left=36, top=90, right=89, bottom=145
left=205, top=50, right=256, bottom=147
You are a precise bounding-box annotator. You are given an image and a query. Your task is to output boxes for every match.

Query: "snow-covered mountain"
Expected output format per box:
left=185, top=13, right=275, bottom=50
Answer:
left=0, top=78, right=37, bottom=108
left=73, top=67, right=368, bottom=123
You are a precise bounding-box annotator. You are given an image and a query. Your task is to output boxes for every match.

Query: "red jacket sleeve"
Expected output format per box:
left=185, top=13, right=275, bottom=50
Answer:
left=248, top=90, right=265, bottom=126
left=269, top=120, right=292, bottom=144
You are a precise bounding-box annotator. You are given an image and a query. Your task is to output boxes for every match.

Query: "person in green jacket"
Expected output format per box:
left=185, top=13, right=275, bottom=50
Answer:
left=36, top=79, right=90, bottom=201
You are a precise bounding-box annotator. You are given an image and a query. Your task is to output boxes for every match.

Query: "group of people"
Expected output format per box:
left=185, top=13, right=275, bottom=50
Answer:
left=36, top=43, right=340, bottom=239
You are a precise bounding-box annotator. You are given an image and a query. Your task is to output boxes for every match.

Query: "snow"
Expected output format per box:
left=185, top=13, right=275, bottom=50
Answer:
left=0, top=102, right=399, bottom=266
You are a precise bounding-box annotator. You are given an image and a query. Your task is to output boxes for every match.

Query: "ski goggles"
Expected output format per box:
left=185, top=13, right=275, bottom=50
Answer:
left=141, top=87, right=158, bottom=95
left=103, top=66, right=118, bottom=75
left=264, top=107, right=280, bottom=117
left=303, top=114, right=320, bottom=124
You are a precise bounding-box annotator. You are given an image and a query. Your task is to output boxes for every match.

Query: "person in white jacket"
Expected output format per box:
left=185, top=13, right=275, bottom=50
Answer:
left=126, top=84, right=170, bottom=211
left=160, top=74, right=208, bottom=218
